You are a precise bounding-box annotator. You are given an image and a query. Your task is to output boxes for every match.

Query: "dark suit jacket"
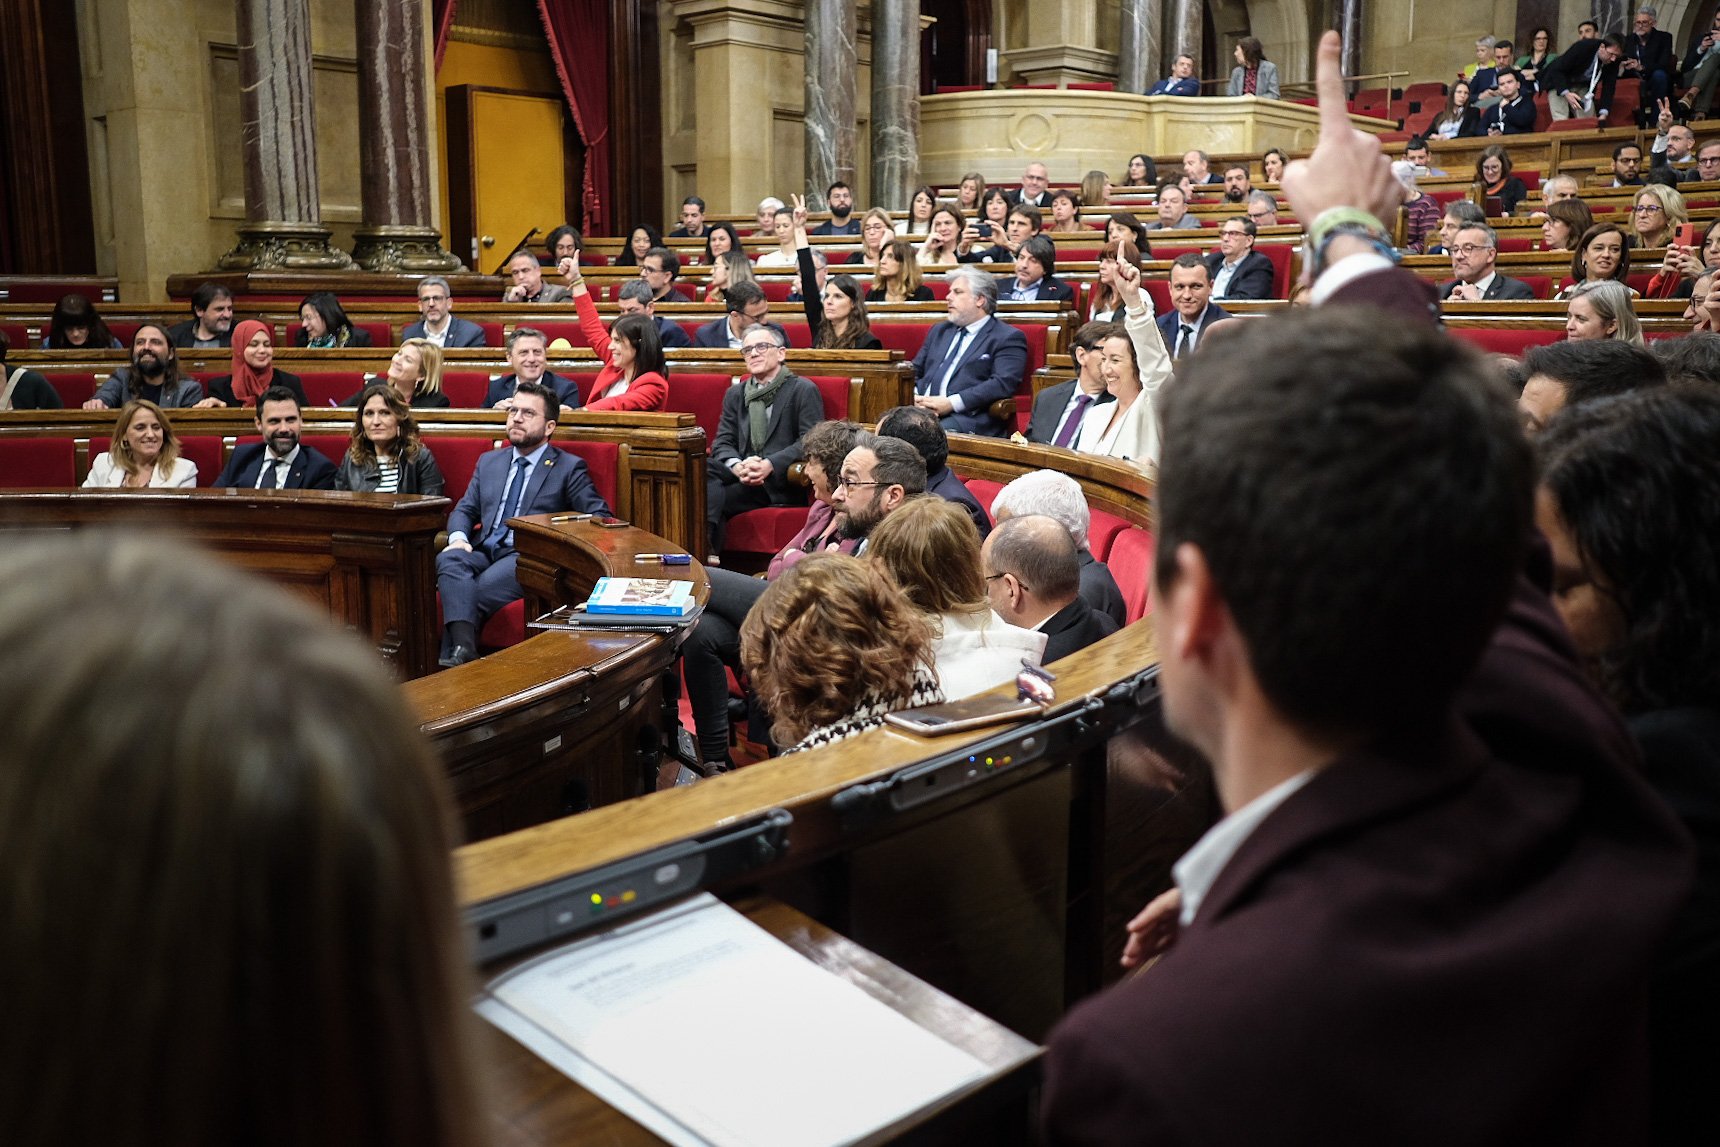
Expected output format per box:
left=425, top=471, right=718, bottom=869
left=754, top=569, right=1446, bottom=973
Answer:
left=1486, top=96, right=1537, bottom=135
left=656, top=317, right=692, bottom=349
left=447, top=444, right=610, bottom=549
left=926, top=465, right=991, bottom=538
left=709, top=371, right=825, bottom=504
left=165, top=318, right=231, bottom=348
left=1626, top=28, right=1676, bottom=78
left=1039, top=596, right=1118, bottom=663
left=1543, top=39, right=1620, bottom=115
left=204, top=370, right=307, bottom=411
left=1003, top=189, right=1050, bottom=208
left=1000, top=274, right=1075, bottom=303
left=1155, top=303, right=1234, bottom=352
left=481, top=371, right=584, bottom=411
left=1078, top=549, right=1127, bottom=628
left=692, top=317, right=790, bottom=350
left=911, top=317, right=1029, bottom=437
left=1438, top=273, right=1536, bottom=301
left=401, top=316, right=489, bottom=348
left=1027, top=379, right=1114, bottom=445
left=214, top=442, right=338, bottom=490
left=1203, top=250, right=1275, bottom=300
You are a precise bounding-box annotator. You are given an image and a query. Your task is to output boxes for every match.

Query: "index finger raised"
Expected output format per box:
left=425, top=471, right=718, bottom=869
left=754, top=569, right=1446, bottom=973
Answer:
left=1313, top=29, right=1351, bottom=142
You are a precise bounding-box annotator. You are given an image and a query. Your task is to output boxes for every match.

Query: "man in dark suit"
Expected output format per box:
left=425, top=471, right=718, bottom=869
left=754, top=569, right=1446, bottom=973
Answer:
left=1003, top=161, right=1050, bottom=208
left=705, top=325, right=825, bottom=552
left=481, top=326, right=583, bottom=412
left=982, top=515, right=1117, bottom=662
left=692, top=283, right=788, bottom=350
left=1623, top=6, right=1676, bottom=109
left=1041, top=36, right=1692, bottom=1141
left=666, top=195, right=707, bottom=239
left=615, top=279, right=691, bottom=348
left=1027, top=321, right=1116, bottom=449
left=999, top=235, right=1074, bottom=304
left=1157, top=254, right=1234, bottom=357
left=1544, top=32, right=1624, bottom=122
left=213, top=387, right=337, bottom=490
left=1203, top=219, right=1275, bottom=300
left=436, top=380, right=610, bottom=666
left=1438, top=222, right=1536, bottom=300
left=1181, top=150, right=1223, bottom=185
left=990, top=468, right=1127, bottom=627
left=401, top=276, right=488, bottom=348
left=164, top=282, right=234, bottom=349
left=1483, top=70, right=1537, bottom=134
left=911, top=265, right=1029, bottom=438
left=877, top=405, right=991, bottom=538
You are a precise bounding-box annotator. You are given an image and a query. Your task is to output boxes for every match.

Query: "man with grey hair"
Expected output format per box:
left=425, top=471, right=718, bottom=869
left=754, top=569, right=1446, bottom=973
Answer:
left=982, top=515, right=1119, bottom=662
left=786, top=247, right=829, bottom=303
left=1540, top=173, right=1581, bottom=204
left=1439, top=223, right=1535, bottom=300
left=615, top=278, right=691, bottom=348
left=1244, top=190, right=1279, bottom=228
left=1622, top=6, right=1674, bottom=112
left=911, top=265, right=1028, bottom=438
left=1182, top=150, right=1220, bottom=185
left=403, top=276, right=488, bottom=348
left=991, top=469, right=1126, bottom=625
left=481, top=326, right=583, bottom=411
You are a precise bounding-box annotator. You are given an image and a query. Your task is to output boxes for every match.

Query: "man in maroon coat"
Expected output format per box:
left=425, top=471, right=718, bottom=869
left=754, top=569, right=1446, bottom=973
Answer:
left=1042, top=31, right=1694, bottom=1146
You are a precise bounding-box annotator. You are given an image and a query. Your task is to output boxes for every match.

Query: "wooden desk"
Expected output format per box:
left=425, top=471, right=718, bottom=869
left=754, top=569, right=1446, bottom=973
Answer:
left=0, top=488, right=445, bottom=677
left=484, top=896, right=1041, bottom=1146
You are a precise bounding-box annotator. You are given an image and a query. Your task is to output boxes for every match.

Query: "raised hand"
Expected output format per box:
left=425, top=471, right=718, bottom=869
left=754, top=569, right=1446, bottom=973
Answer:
left=1279, top=30, right=1401, bottom=228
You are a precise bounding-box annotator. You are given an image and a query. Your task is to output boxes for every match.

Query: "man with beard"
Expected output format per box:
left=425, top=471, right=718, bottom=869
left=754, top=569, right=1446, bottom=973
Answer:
left=1221, top=165, right=1253, bottom=203
left=213, top=386, right=337, bottom=490
left=829, top=432, right=925, bottom=556
left=436, top=380, right=611, bottom=667
left=165, top=283, right=235, bottom=349
left=84, top=323, right=205, bottom=409
left=811, top=181, right=859, bottom=236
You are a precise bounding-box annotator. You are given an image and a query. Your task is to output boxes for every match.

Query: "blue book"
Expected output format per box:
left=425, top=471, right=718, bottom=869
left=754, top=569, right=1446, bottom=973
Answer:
left=585, top=576, right=696, bottom=617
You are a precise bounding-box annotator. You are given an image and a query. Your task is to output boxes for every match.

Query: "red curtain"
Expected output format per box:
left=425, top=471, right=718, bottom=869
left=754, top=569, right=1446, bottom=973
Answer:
left=432, top=0, right=458, bottom=72
left=537, top=0, right=611, bottom=236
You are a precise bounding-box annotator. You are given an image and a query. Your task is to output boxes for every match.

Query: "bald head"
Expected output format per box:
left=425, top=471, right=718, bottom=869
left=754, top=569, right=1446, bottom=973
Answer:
left=982, top=514, right=1082, bottom=627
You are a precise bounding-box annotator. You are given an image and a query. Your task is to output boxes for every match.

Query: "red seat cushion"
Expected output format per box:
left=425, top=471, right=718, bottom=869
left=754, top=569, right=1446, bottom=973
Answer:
left=44, top=372, right=98, bottom=407
left=106, top=321, right=141, bottom=345
left=664, top=372, right=737, bottom=443
left=872, top=320, right=937, bottom=361
left=299, top=373, right=361, bottom=408
left=1086, top=509, right=1132, bottom=562
left=962, top=477, right=1005, bottom=515
left=1448, top=327, right=1564, bottom=355
left=1104, top=527, right=1156, bottom=623
left=432, top=437, right=502, bottom=504
left=525, top=321, right=591, bottom=350
left=442, top=371, right=493, bottom=408
left=758, top=280, right=797, bottom=302
left=556, top=439, right=621, bottom=513
left=177, top=436, right=225, bottom=486
left=480, top=600, right=525, bottom=650
left=725, top=506, right=808, bottom=555
left=804, top=376, right=851, bottom=420
left=0, top=439, right=75, bottom=487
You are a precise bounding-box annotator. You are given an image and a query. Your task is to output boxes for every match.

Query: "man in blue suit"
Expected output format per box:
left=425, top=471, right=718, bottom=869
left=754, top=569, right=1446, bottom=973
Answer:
left=401, top=276, right=489, bottom=348
left=481, top=327, right=584, bottom=413
left=1202, top=220, right=1276, bottom=301
left=911, top=265, right=1029, bottom=438
left=436, top=380, right=611, bottom=666
left=1157, top=254, right=1234, bottom=358
left=1147, top=54, right=1200, bottom=96
left=213, top=387, right=338, bottom=490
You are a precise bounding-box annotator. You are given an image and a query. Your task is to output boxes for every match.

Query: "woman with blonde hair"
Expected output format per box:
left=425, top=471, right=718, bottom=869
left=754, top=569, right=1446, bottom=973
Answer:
left=343, top=337, right=449, bottom=409
left=867, top=497, right=1046, bottom=700
left=335, top=382, right=445, bottom=495
left=704, top=249, right=757, bottom=303
left=1080, top=170, right=1111, bottom=208
left=1076, top=258, right=1173, bottom=469
left=740, top=553, right=944, bottom=752
left=1630, top=183, right=1685, bottom=251
left=82, top=399, right=197, bottom=488
left=867, top=238, right=931, bottom=302
left=1565, top=279, right=1644, bottom=345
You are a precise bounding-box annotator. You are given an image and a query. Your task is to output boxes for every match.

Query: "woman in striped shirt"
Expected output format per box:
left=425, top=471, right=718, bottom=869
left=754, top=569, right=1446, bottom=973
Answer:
left=334, top=382, right=445, bottom=495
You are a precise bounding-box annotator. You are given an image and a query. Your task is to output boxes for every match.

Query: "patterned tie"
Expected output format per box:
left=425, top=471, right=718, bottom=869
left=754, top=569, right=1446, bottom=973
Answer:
left=1052, top=394, right=1093, bottom=448
left=494, top=457, right=530, bottom=549
left=1175, top=324, right=1194, bottom=359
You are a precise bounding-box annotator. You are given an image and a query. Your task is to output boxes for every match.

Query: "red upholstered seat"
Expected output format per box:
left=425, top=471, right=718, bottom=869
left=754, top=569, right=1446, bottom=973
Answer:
left=441, top=371, right=492, bottom=408
left=556, top=439, right=621, bottom=512
left=303, top=434, right=349, bottom=473
left=433, top=437, right=502, bottom=504
left=1498, top=238, right=1534, bottom=253
left=1255, top=244, right=1294, bottom=298
left=0, top=438, right=75, bottom=487
left=0, top=322, right=31, bottom=348
left=1104, top=527, right=1156, bottom=623
left=664, top=372, right=737, bottom=443
left=44, top=372, right=98, bottom=407
left=0, top=281, right=114, bottom=304
left=177, top=436, right=225, bottom=486
left=1059, top=244, right=1104, bottom=262
left=962, top=477, right=1004, bottom=514
left=872, top=321, right=936, bottom=361
left=299, top=373, right=359, bottom=408
left=474, top=321, right=505, bottom=347
left=1448, top=327, right=1563, bottom=355
left=480, top=601, right=525, bottom=650
left=1086, top=509, right=1132, bottom=562
left=106, top=320, right=141, bottom=345
left=724, top=507, right=808, bottom=556
left=778, top=320, right=812, bottom=348
left=758, top=280, right=797, bottom=302
left=1515, top=170, right=1542, bottom=191
left=1427, top=188, right=1471, bottom=207
left=1517, top=275, right=1553, bottom=299
left=804, top=375, right=851, bottom=419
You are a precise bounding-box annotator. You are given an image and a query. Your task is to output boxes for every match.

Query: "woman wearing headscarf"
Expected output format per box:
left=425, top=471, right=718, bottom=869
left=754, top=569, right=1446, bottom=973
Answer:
left=196, top=320, right=306, bottom=409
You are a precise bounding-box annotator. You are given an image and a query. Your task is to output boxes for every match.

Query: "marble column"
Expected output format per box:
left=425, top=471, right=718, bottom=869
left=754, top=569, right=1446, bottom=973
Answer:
left=804, top=0, right=857, bottom=209
left=1118, top=0, right=1159, bottom=95
left=1339, top=0, right=1362, bottom=85
left=870, top=0, right=919, bottom=210
left=1593, top=0, right=1628, bottom=35
left=349, top=0, right=462, bottom=271
left=217, top=0, right=353, bottom=270
left=1170, top=0, right=1202, bottom=83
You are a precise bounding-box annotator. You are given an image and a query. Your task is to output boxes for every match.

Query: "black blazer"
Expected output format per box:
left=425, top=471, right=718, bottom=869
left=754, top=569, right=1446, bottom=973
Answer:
left=204, top=370, right=308, bottom=411
left=709, top=371, right=825, bottom=503
left=1078, top=550, right=1127, bottom=628
left=1203, top=250, right=1275, bottom=300
left=798, top=246, right=883, bottom=350
left=693, top=318, right=791, bottom=350
left=1485, top=97, right=1538, bottom=135
left=334, top=446, right=446, bottom=496
left=865, top=284, right=933, bottom=302
left=1026, top=378, right=1113, bottom=445
left=213, top=442, right=338, bottom=490
left=1625, top=28, right=1676, bottom=79
left=999, top=274, right=1075, bottom=303
left=1040, top=597, right=1119, bottom=663
left=1543, top=39, right=1620, bottom=115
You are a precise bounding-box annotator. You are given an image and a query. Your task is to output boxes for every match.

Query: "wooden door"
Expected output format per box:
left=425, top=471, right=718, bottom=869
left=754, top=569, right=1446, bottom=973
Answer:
left=445, top=86, right=576, bottom=274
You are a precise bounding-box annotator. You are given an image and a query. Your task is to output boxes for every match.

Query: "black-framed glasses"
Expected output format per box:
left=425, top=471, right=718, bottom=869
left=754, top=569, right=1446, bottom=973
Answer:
left=741, top=342, right=781, bottom=355
left=835, top=477, right=881, bottom=490
left=984, top=571, right=1030, bottom=591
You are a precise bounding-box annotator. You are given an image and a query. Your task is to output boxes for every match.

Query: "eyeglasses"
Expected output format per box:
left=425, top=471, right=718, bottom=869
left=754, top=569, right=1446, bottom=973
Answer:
left=741, top=343, right=781, bottom=355
left=1633, top=204, right=1664, bottom=214
left=1449, top=243, right=1490, bottom=256
left=834, top=477, right=881, bottom=490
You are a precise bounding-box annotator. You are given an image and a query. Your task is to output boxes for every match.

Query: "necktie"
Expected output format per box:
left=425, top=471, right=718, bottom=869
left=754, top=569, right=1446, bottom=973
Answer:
left=935, top=328, right=971, bottom=396
left=1053, top=394, right=1093, bottom=449
left=260, top=455, right=280, bottom=489
left=494, top=457, right=530, bottom=548
left=1175, top=324, right=1194, bottom=359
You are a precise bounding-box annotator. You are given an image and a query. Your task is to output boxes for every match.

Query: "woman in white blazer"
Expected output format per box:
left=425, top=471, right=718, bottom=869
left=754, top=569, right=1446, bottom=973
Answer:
left=1076, top=259, right=1173, bottom=473
left=1227, top=37, right=1281, bottom=99
left=82, top=398, right=198, bottom=488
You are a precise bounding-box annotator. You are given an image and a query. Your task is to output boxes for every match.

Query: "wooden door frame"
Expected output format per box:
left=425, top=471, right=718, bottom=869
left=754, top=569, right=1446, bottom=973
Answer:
left=444, top=85, right=582, bottom=273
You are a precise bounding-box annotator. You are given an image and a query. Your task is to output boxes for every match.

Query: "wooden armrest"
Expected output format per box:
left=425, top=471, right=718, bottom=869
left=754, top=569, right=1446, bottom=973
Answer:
left=988, top=398, right=1017, bottom=422
left=786, top=461, right=809, bottom=487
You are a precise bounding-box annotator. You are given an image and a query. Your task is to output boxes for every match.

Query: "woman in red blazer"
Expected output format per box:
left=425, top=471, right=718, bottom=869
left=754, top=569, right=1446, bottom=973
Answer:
left=561, top=260, right=670, bottom=412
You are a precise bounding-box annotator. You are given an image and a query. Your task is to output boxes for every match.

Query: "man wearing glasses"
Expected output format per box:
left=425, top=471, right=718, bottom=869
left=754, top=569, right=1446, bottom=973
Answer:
left=1648, top=103, right=1700, bottom=181
left=1202, top=218, right=1275, bottom=300
left=828, top=433, right=926, bottom=552
left=1438, top=223, right=1535, bottom=301
left=1243, top=191, right=1279, bottom=228
left=403, top=276, right=488, bottom=348
left=705, top=326, right=825, bottom=554
left=435, top=380, right=611, bottom=667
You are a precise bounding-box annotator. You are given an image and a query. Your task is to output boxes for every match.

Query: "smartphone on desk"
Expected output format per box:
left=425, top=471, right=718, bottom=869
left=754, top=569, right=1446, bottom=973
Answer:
left=884, top=695, right=1045, bottom=736
left=595, top=516, right=629, bottom=529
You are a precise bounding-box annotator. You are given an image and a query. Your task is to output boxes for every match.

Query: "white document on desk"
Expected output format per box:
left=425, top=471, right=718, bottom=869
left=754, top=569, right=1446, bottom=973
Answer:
left=477, top=892, right=990, bottom=1147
